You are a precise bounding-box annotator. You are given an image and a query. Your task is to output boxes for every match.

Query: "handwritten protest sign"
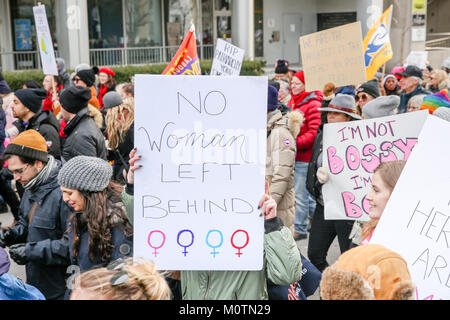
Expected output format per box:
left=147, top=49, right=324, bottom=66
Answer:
left=371, top=115, right=450, bottom=300
left=210, top=39, right=245, bottom=76
left=300, top=22, right=367, bottom=92
left=134, top=75, right=267, bottom=270
left=33, top=5, right=58, bottom=75
left=322, top=110, right=428, bottom=221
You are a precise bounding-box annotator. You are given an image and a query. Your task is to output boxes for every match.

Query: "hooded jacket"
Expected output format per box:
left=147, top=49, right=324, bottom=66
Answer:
left=287, top=91, right=323, bottom=162
left=266, top=109, right=303, bottom=232
left=56, top=58, right=71, bottom=88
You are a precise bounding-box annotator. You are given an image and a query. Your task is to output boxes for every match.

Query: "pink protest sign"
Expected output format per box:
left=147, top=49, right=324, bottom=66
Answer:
left=322, top=110, right=428, bottom=221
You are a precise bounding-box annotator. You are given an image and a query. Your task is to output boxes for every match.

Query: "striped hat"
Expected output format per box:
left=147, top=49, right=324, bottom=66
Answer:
left=420, top=90, right=450, bottom=114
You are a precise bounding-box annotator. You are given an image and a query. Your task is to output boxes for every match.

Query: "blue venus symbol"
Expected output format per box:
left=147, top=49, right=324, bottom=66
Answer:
left=205, top=230, right=224, bottom=258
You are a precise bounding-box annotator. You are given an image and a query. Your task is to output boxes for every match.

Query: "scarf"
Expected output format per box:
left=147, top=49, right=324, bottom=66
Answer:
left=98, top=85, right=108, bottom=109
left=23, top=155, right=58, bottom=192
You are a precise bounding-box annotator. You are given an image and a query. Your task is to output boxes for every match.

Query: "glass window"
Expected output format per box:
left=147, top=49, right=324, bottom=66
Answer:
left=87, top=0, right=124, bottom=48
left=201, top=0, right=213, bottom=45
left=164, top=0, right=200, bottom=46
left=254, top=0, right=263, bottom=57
left=215, top=0, right=230, bottom=11
left=10, top=0, right=57, bottom=51
left=125, top=0, right=162, bottom=47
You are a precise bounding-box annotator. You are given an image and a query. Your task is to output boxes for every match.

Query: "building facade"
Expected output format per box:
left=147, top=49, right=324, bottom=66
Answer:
left=0, top=0, right=448, bottom=72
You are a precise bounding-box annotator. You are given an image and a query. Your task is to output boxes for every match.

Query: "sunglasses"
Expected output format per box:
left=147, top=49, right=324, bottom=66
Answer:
left=73, top=77, right=81, bottom=83
left=355, top=93, right=368, bottom=102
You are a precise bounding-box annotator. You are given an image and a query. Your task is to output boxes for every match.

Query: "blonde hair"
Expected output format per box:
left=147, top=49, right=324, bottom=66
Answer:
left=361, top=160, right=406, bottom=242
left=72, top=258, right=172, bottom=300
left=106, top=97, right=134, bottom=150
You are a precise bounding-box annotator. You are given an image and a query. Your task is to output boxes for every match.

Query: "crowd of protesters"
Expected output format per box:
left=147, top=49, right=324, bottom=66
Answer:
left=0, top=54, right=448, bottom=301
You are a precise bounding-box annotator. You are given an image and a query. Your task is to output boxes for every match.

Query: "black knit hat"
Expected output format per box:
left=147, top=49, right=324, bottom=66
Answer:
left=14, top=88, right=47, bottom=113
left=60, top=86, right=92, bottom=114
left=76, top=66, right=99, bottom=87
left=275, top=59, right=289, bottom=74
left=357, top=79, right=380, bottom=98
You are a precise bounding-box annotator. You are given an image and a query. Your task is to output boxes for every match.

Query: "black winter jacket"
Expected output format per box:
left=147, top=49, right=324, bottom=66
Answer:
left=7, top=162, right=71, bottom=299
left=306, top=124, right=324, bottom=205
left=61, top=108, right=107, bottom=163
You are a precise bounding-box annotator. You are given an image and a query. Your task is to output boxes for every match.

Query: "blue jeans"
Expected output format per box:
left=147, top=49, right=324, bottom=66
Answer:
left=294, top=161, right=316, bottom=234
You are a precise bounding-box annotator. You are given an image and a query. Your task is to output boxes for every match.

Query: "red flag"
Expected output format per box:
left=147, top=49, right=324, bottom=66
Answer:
left=162, top=24, right=201, bottom=75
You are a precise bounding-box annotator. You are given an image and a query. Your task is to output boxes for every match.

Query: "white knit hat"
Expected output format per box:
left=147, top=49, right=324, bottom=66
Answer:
left=433, top=107, right=450, bottom=122
left=362, top=95, right=400, bottom=119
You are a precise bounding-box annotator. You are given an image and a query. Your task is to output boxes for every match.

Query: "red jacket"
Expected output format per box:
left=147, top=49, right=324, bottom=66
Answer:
left=287, top=91, right=323, bottom=162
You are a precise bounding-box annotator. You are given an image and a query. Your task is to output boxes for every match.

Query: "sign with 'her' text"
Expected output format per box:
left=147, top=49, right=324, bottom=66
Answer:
left=371, top=115, right=450, bottom=300
left=322, top=110, right=428, bottom=221
left=134, top=75, right=267, bottom=270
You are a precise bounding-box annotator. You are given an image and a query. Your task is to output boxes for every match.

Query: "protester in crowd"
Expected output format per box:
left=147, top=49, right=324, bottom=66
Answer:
left=357, top=160, right=406, bottom=246
left=59, top=86, right=107, bottom=162
left=306, top=94, right=361, bottom=272
left=397, top=65, right=430, bottom=113
left=406, top=94, right=426, bottom=112
left=11, top=88, right=61, bottom=159
left=273, top=59, right=293, bottom=84
left=381, top=74, right=400, bottom=96
left=419, top=89, right=450, bottom=114
left=0, top=130, right=71, bottom=300
left=287, top=70, right=323, bottom=241
left=123, top=150, right=302, bottom=299
left=0, top=73, right=18, bottom=144
left=56, top=57, right=71, bottom=88
left=276, top=79, right=291, bottom=106
left=98, top=67, right=117, bottom=109
left=425, top=69, right=450, bottom=93
left=22, top=80, right=42, bottom=89
left=442, top=57, right=450, bottom=74
left=116, top=82, right=134, bottom=99
left=0, top=246, right=45, bottom=300
left=42, top=74, right=64, bottom=116
left=104, top=92, right=134, bottom=184
left=74, top=67, right=101, bottom=110
left=70, top=257, right=171, bottom=300
left=319, top=82, right=336, bottom=124
left=355, top=79, right=380, bottom=114
left=320, top=244, right=415, bottom=300
left=266, top=85, right=303, bottom=233
left=361, top=95, right=400, bottom=119
left=58, top=155, right=133, bottom=274
left=391, top=66, right=405, bottom=81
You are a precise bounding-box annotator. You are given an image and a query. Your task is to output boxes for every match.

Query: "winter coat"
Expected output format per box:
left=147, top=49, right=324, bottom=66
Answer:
left=287, top=91, right=323, bottom=162
left=108, top=122, right=134, bottom=184
left=6, top=162, right=71, bottom=300
left=306, top=124, right=324, bottom=205
left=181, top=217, right=302, bottom=300
left=398, top=85, right=430, bottom=113
left=266, top=109, right=303, bottom=232
left=0, top=108, right=6, bottom=155
left=61, top=107, right=107, bottom=163
left=13, top=110, right=61, bottom=159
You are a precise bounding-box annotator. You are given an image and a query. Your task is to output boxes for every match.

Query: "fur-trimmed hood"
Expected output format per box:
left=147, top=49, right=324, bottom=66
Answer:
left=267, top=109, right=304, bottom=138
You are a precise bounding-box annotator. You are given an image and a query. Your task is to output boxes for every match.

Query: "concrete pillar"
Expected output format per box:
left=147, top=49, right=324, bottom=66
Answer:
left=0, top=0, right=15, bottom=71
left=55, top=0, right=90, bottom=70
left=356, top=0, right=384, bottom=37
left=231, top=0, right=254, bottom=60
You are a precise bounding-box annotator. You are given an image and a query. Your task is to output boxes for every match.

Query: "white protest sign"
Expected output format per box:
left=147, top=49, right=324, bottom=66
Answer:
left=371, top=115, right=450, bottom=300
left=33, top=5, right=58, bottom=75
left=322, top=110, right=428, bottom=221
left=210, top=39, right=245, bottom=76
left=406, top=51, right=429, bottom=70
left=300, top=22, right=367, bottom=92
left=134, top=75, right=267, bottom=270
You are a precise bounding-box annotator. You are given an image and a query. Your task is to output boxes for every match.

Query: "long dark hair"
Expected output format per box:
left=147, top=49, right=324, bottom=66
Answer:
left=70, top=181, right=133, bottom=263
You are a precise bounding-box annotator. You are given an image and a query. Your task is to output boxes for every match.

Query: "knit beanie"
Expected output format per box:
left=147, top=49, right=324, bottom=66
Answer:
left=274, top=59, right=289, bottom=74
left=294, top=70, right=305, bottom=84
left=362, top=95, right=400, bottom=119
left=103, top=91, right=123, bottom=109
left=3, top=129, right=48, bottom=162
left=267, top=85, right=279, bottom=111
left=58, top=156, right=112, bottom=192
left=433, top=107, right=450, bottom=122
left=76, top=67, right=98, bottom=87
left=59, top=86, right=92, bottom=114
left=420, top=90, right=450, bottom=114
left=382, top=74, right=397, bottom=87
left=14, top=88, right=47, bottom=113
left=357, top=79, right=380, bottom=98
left=336, top=85, right=356, bottom=97
left=0, top=80, right=11, bottom=95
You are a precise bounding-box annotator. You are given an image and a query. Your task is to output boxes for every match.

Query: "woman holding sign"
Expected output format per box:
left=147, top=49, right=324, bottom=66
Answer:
left=287, top=70, right=323, bottom=241
left=306, top=94, right=362, bottom=272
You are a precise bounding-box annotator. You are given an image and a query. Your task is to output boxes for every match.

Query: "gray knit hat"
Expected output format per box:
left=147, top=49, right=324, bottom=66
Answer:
left=433, top=107, right=450, bottom=122
left=58, top=156, right=112, bottom=192
left=103, top=91, right=123, bottom=109
left=362, top=95, right=400, bottom=119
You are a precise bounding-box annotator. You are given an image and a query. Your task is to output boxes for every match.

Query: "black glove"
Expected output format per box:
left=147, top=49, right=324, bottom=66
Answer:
left=0, top=228, right=13, bottom=248
left=9, top=243, right=28, bottom=265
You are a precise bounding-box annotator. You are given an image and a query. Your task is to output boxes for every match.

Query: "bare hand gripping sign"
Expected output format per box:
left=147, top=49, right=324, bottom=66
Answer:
left=134, top=75, right=267, bottom=270
left=322, top=110, right=428, bottom=221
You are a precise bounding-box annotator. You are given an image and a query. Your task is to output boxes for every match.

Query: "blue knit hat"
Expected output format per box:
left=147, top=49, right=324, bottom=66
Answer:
left=267, top=85, right=279, bottom=111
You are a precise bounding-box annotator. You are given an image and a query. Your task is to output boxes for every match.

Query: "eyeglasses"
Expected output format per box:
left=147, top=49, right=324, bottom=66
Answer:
left=10, top=164, right=30, bottom=176
left=356, top=93, right=368, bottom=102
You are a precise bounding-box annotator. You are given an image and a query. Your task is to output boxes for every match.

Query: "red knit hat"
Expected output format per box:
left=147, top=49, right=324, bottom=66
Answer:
left=294, top=70, right=305, bottom=84
left=99, top=67, right=115, bottom=77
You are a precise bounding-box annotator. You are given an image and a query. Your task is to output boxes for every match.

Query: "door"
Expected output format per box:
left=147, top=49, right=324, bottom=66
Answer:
left=282, top=13, right=302, bottom=64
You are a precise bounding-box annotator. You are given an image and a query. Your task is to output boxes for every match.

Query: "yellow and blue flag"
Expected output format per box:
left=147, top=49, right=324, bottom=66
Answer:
left=363, top=6, right=393, bottom=80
